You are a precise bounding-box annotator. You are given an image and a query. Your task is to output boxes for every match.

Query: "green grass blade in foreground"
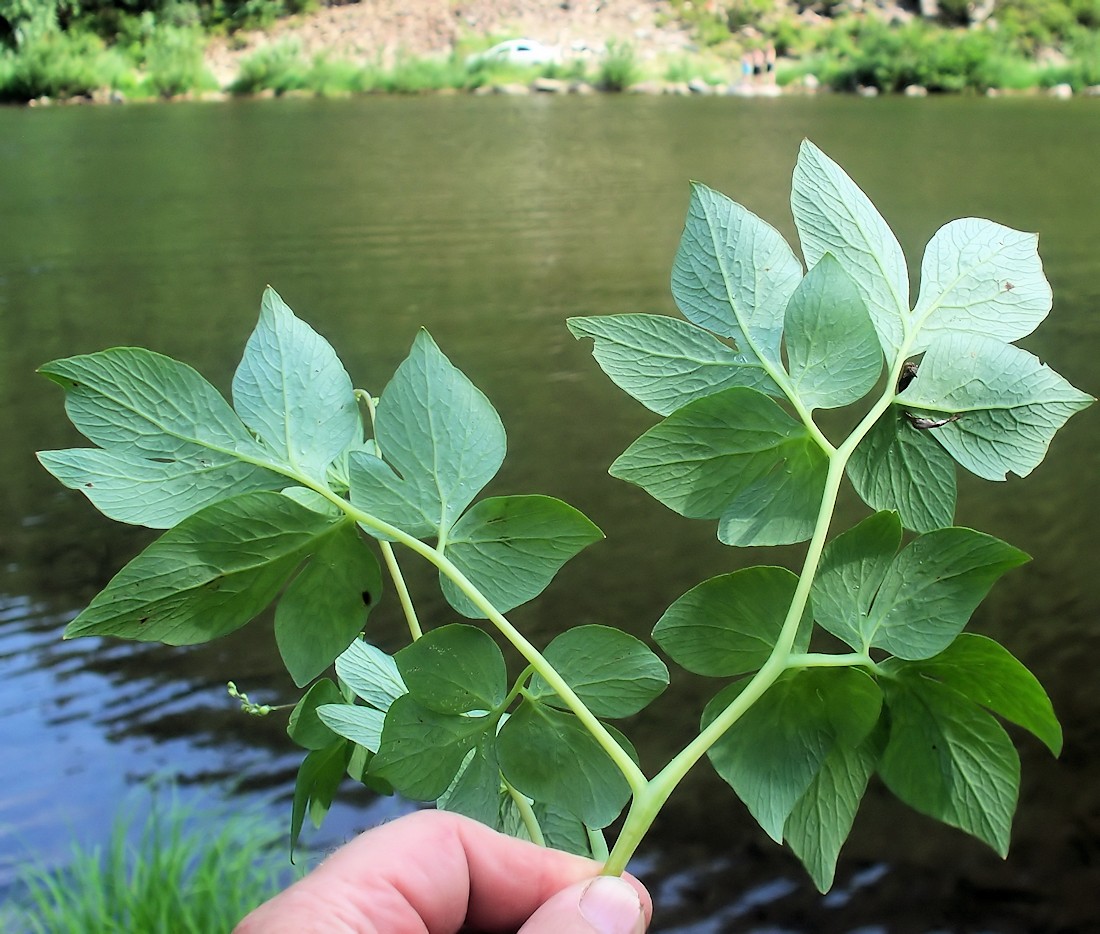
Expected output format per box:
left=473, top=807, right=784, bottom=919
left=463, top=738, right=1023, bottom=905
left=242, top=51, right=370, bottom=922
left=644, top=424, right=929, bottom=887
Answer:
left=64, top=491, right=343, bottom=644
left=610, top=386, right=826, bottom=545
left=879, top=676, right=1019, bottom=856
left=527, top=625, right=669, bottom=718
left=898, top=333, right=1095, bottom=480
left=37, top=447, right=284, bottom=529
left=784, top=254, right=882, bottom=411
left=864, top=527, right=1029, bottom=660
left=671, top=182, right=803, bottom=362
left=704, top=669, right=882, bottom=842
left=882, top=634, right=1062, bottom=755
left=275, top=522, right=384, bottom=687
left=654, top=566, right=809, bottom=677
left=352, top=330, right=506, bottom=538
left=232, top=287, right=362, bottom=481
left=846, top=408, right=957, bottom=532
left=791, top=141, right=909, bottom=355
left=566, top=313, right=779, bottom=415
left=440, top=495, right=603, bottom=618
left=910, top=218, right=1051, bottom=353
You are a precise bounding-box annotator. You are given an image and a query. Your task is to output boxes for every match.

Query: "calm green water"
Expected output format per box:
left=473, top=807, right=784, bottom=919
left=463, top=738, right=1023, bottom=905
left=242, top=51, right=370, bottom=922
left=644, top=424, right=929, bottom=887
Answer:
left=1, top=95, right=1097, bottom=931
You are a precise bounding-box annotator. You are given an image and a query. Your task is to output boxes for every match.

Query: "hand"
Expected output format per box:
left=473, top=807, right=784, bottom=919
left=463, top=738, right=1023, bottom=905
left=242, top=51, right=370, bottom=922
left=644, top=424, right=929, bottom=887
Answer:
left=235, top=809, right=652, bottom=934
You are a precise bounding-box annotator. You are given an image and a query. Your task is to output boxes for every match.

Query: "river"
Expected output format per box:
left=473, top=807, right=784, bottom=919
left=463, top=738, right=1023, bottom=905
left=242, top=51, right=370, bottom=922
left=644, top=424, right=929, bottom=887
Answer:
left=0, top=94, right=1097, bottom=932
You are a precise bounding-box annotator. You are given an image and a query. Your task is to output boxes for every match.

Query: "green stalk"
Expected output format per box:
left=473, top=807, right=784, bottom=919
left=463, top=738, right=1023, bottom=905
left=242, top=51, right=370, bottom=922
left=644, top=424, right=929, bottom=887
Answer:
left=503, top=779, right=545, bottom=846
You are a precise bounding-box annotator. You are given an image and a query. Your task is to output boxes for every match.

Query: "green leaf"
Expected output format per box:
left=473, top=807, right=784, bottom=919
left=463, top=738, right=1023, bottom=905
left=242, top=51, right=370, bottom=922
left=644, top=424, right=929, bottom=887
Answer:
left=654, top=566, right=809, bottom=677
left=897, top=334, right=1094, bottom=481
left=715, top=436, right=829, bottom=546
left=883, top=634, right=1061, bottom=755
left=317, top=703, right=387, bottom=753
left=291, top=741, right=349, bottom=857
left=846, top=407, right=957, bottom=533
left=671, top=182, right=803, bottom=364
left=496, top=701, right=634, bottom=829
left=879, top=676, right=1019, bottom=856
left=785, top=724, right=885, bottom=893
left=63, top=491, right=342, bottom=644
left=287, top=678, right=344, bottom=750
left=276, top=522, right=383, bottom=687
left=704, top=668, right=882, bottom=842
left=527, top=625, right=670, bottom=718
left=395, top=624, right=507, bottom=715
left=36, top=448, right=284, bottom=530
left=566, top=313, right=779, bottom=415
left=812, top=511, right=902, bottom=651
left=866, top=527, right=1030, bottom=660
left=784, top=254, right=882, bottom=411
left=335, top=639, right=407, bottom=711
left=440, top=495, right=603, bottom=618
left=232, top=288, right=361, bottom=481
left=368, top=695, right=493, bottom=800
left=349, top=330, right=506, bottom=538
left=533, top=802, right=594, bottom=857
left=910, top=218, right=1051, bottom=353
left=791, top=140, right=909, bottom=355
left=437, top=741, right=505, bottom=828
left=610, top=386, right=827, bottom=545
left=38, top=347, right=271, bottom=463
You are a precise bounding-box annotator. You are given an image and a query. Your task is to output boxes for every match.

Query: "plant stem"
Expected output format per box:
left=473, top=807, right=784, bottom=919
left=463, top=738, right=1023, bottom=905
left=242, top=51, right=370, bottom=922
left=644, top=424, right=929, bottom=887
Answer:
left=504, top=780, right=545, bottom=846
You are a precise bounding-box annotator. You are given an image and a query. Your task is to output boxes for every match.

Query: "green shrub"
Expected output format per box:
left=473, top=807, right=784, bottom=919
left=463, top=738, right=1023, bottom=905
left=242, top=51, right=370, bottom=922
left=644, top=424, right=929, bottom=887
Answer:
left=597, top=40, right=638, bottom=92
left=0, top=783, right=304, bottom=934
left=229, top=38, right=307, bottom=94
left=305, top=54, right=371, bottom=96
left=141, top=25, right=213, bottom=97
left=0, top=30, right=107, bottom=100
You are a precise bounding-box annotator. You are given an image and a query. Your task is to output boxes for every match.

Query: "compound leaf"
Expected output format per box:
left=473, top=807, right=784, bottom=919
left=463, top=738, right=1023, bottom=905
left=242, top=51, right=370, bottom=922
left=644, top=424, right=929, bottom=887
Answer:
left=846, top=408, right=957, bottom=533
left=335, top=639, right=407, bottom=711
left=910, top=218, right=1051, bottom=353
left=883, top=634, right=1061, bottom=756
left=610, top=386, right=827, bottom=545
left=369, top=695, right=492, bottom=800
left=785, top=724, right=885, bottom=893
left=395, top=624, right=507, bottom=715
left=672, top=182, right=803, bottom=364
left=812, top=511, right=902, bottom=651
left=705, top=668, right=882, bottom=842
left=528, top=625, right=669, bottom=718
left=866, top=528, right=1029, bottom=660
left=898, top=334, right=1094, bottom=481
left=354, top=330, right=505, bottom=538
left=37, top=448, right=284, bottom=530
left=784, top=254, right=882, bottom=410
left=497, top=701, right=634, bottom=829
left=654, top=566, right=809, bottom=677
left=566, top=313, right=779, bottom=415
left=791, top=140, right=909, bottom=355
left=287, top=678, right=344, bottom=751
left=440, top=496, right=603, bottom=618
left=879, top=676, right=1019, bottom=856
left=275, top=522, right=383, bottom=687
left=63, top=491, right=342, bottom=644
left=232, top=287, right=361, bottom=481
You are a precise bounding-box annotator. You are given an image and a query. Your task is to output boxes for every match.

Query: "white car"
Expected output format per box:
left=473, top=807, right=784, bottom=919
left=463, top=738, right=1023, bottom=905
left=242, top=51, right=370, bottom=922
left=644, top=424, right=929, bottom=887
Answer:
left=466, top=39, right=561, bottom=68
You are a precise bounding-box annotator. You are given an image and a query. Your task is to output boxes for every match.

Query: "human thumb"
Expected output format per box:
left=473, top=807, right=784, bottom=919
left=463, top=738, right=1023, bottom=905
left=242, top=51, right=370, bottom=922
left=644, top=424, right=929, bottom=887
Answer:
left=518, top=875, right=649, bottom=934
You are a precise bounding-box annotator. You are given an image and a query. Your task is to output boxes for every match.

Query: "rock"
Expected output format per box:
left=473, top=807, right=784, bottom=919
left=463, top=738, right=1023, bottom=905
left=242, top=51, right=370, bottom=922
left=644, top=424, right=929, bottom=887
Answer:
left=569, top=81, right=596, bottom=94
left=1049, top=83, right=1073, bottom=99
left=664, top=81, right=691, bottom=96
left=495, top=83, right=531, bottom=95
left=628, top=80, right=665, bottom=94
left=802, top=73, right=820, bottom=92
left=857, top=84, right=879, bottom=97
left=531, top=77, right=568, bottom=93
left=904, top=84, right=928, bottom=97
left=1083, top=85, right=1100, bottom=97
left=687, top=77, right=713, bottom=94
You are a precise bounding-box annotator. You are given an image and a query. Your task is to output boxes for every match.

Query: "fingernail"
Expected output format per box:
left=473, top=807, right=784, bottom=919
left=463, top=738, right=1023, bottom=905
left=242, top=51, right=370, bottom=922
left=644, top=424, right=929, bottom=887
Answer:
left=579, top=876, right=645, bottom=934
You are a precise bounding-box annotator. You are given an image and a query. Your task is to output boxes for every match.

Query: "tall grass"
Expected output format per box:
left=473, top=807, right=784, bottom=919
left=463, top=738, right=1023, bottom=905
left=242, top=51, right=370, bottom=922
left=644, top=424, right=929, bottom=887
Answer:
left=1, top=783, right=303, bottom=934
left=598, top=41, right=639, bottom=91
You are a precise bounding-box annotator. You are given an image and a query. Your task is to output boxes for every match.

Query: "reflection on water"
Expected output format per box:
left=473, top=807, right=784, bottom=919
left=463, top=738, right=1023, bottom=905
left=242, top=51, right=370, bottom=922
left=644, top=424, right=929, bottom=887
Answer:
left=0, top=95, right=1097, bottom=930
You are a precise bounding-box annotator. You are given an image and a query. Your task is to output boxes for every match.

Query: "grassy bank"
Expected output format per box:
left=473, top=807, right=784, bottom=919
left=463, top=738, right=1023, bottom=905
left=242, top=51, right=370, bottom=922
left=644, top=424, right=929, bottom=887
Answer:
left=1, top=0, right=1098, bottom=102
left=0, top=782, right=304, bottom=933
